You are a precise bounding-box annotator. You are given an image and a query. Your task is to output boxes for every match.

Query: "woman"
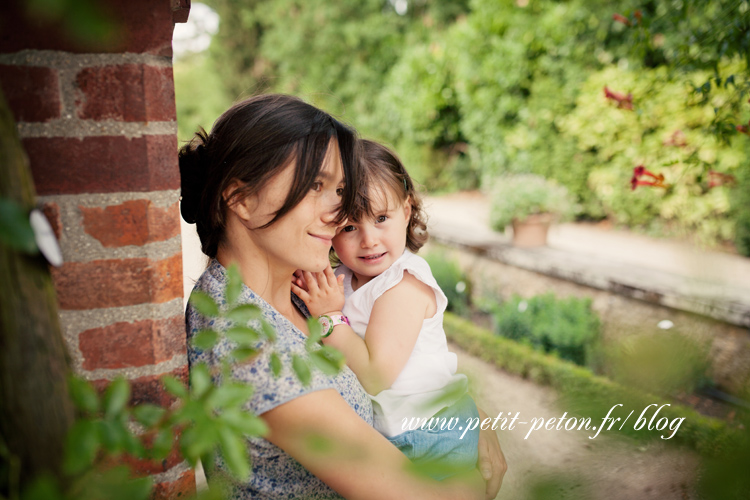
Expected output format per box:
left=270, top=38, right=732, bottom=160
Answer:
left=180, top=94, right=506, bottom=499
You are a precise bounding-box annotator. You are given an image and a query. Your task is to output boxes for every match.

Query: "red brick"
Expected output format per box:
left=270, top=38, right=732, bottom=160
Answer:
left=0, top=0, right=175, bottom=56
left=0, top=65, right=60, bottom=122
left=41, top=202, right=62, bottom=240
left=81, top=200, right=180, bottom=247
left=51, top=253, right=183, bottom=310
left=91, top=365, right=188, bottom=409
left=75, top=65, right=175, bottom=122
left=79, top=315, right=185, bottom=370
left=151, top=468, right=196, bottom=500
left=24, top=135, right=179, bottom=195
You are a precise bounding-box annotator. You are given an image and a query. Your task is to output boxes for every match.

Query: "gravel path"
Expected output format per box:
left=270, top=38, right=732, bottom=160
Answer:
left=453, top=343, right=701, bottom=500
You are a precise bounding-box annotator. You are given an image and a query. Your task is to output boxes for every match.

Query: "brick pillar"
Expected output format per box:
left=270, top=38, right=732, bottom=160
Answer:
left=0, top=1, right=194, bottom=497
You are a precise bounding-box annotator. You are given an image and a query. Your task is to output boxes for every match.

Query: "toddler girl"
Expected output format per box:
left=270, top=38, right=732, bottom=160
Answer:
left=292, top=139, right=479, bottom=480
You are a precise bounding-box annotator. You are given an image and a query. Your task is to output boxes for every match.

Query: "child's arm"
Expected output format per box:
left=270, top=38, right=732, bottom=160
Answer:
left=292, top=266, right=434, bottom=395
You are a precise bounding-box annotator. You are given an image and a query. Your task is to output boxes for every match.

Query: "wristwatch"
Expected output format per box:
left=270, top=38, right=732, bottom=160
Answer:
left=317, top=314, right=350, bottom=338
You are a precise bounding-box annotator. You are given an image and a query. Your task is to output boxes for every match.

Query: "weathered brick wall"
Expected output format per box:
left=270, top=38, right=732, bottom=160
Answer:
left=0, top=1, right=194, bottom=497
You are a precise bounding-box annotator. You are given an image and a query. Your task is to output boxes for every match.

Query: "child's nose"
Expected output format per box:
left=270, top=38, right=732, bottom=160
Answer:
left=360, top=229, right=376, bottom=248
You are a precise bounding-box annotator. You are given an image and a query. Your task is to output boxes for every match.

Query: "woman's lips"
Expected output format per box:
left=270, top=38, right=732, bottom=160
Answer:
left=309, top=233, right=333, bottom=245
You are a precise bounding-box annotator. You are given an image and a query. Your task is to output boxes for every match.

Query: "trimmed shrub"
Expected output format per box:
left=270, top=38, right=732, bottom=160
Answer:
left=486, top=293, right=600, bottom=367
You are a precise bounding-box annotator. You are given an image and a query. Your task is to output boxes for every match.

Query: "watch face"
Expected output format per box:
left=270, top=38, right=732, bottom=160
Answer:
left=318, top=315, right=332, bottom=335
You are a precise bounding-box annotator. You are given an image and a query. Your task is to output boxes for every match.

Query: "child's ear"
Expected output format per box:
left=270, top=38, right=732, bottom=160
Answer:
left=403, top=196, right=412, bottom=220
left=223, top=180, right=255, bottom=222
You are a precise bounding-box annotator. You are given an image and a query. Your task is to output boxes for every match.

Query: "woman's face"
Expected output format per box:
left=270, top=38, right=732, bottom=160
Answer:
left=245, top=140, right=345, bottom=273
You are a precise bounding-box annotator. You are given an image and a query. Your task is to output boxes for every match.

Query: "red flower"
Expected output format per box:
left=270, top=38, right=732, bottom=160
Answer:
left=604, top=86, right=634, bottom=110
left=634, top=10, right=642, bottom=23
left=708, top=170, right=737, bottom=188
left=737, top=121, right=750, bottom=136
left=631, top=165, right=668, bottom=190
left=613, top=13, right=631, bottom=26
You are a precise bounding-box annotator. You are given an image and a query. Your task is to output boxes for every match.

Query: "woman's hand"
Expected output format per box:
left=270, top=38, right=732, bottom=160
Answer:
left=291, top=265, right=346, bottom=318
left=476, top=407, right=507, bottom=499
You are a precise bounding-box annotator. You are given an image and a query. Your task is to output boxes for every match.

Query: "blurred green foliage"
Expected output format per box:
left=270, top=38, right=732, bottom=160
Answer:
left=178, top=0, right=750, bottom=251
left=484, top=293, right=601, bottom=368
left=423, top=249, right=471, bottom=315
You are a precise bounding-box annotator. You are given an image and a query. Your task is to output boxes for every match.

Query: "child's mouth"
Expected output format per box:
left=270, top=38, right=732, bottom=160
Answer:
left=360, top=252, right=386, bottom=261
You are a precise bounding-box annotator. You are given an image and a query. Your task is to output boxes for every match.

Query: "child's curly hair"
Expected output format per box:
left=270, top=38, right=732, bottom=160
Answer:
left=351, top=139, right=428, bottom=252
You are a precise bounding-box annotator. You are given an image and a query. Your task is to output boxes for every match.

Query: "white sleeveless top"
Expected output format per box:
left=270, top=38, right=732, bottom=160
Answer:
left=336, top=251, right=468, bottom=437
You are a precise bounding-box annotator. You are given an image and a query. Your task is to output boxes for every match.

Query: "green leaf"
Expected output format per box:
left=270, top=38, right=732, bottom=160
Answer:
left=226, top=304, right=261, bottom=324
left=221, top=408, right=269, bottom=437
left=190, top=290, right=220, bottom=317
left=261, top=321, right=277, bottom=341
left=218, top=426, right=250, bottom=480
left=103, top=378, right=130, bottom=419
left=0, top=198, right=37, bottom=254
left=226, top=263, right=244, bottom=305
left=68, top=376, right=99, bottom=414
left=207, top=382, right=254, bottom=410
left=98, top=418, right=130, bottom=453
left=269, top=352, right=282, bottom=377
left=123, top=430, right=146, bottom=458
left=162, top=375, right=188, bottom=399
left=64, top=419, right=100, bottom=474
left=292, top=354, right=312, bottom=386
left=309, top=347, right=345, bottom=376
left=190, top=363, right=213, bottom=398
left=152, top=428, right=174, bottom=460
left=21, top=475, right=63, bottom=500
left=132, top=404, right=166, bottom=428
left=306, top=317, right=322, bottom=347
left=192, top=329, right=219, bottom=351
left=230, top=347, right=258, bottom=362
left=180, top=425, right=218, bottom=461
left=226, top=325, right=260, bottom=346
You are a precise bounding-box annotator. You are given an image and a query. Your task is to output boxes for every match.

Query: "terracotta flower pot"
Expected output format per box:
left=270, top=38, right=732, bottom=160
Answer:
left=511, top=213, right=552, bottom=247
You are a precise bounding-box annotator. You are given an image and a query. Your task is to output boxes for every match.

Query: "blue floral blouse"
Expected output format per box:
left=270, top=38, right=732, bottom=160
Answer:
left=186, top=259, right=373, bottom=499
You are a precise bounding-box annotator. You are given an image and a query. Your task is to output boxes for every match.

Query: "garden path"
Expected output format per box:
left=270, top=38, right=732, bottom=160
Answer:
left=454, top=344, right=700, bottom=500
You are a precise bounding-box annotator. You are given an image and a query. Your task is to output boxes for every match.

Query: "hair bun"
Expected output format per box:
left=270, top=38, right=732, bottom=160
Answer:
left=179, top=131, right=210, bottom=224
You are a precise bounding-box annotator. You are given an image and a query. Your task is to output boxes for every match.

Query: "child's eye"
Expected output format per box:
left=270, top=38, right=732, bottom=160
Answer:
left=311, top=181, right=323, bottom=192
left=376, top=215, right=388, bottom=223
left=342, top=225, right=356, bottom=232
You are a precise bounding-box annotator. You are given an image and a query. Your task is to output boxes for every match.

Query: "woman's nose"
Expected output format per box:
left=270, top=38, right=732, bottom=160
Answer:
left=320, top=192, right=341, bottom=224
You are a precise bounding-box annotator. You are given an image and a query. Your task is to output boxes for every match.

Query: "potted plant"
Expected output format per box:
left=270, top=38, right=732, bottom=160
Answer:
left=489, top=174, right=575, bottom=247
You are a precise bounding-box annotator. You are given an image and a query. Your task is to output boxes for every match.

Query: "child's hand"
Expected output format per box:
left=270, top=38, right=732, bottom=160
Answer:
left=291, top=265, right=346, bottom=317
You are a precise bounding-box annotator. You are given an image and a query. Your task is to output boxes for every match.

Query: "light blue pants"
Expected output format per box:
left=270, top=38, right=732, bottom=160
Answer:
left=387, top=394, right=480, bottom=480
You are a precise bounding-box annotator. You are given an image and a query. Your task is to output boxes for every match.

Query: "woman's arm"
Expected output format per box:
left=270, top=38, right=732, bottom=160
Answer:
left=476, top=407, right=507, bottom=499
left=293, top=268, right=432, bottom=394
left=263, top=388, right=484, bottom=500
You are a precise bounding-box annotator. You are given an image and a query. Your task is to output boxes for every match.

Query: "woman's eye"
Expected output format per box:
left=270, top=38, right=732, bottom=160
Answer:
left=343, top=225, right=356, bottom=232
left=311, top=182, right=323, bottom=192
left=376, top=215, right=388, bottom=223
left=336, top=187, right=344, bottom=197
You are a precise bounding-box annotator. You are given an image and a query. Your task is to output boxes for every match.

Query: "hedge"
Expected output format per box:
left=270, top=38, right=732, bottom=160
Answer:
left=444, top=312, right=741, bottom=456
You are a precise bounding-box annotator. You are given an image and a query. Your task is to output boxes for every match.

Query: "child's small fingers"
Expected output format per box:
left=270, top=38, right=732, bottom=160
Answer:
left=303, top=270, right=320, bottom=291
left=323, top=266, right=337, bottom=287
left=291, top=282, right=309, bottom=301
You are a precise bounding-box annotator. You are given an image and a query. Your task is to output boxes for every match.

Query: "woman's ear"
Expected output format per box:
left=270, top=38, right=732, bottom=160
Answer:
left=223, top=180, right=255, bottom=223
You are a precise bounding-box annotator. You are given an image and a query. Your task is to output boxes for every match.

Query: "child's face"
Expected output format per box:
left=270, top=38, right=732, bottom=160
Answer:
left=332, top=188, right=411, bottom=287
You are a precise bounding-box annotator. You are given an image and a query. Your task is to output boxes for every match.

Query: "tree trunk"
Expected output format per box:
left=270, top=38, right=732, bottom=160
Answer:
left=0, top=86, right=74, bottom=493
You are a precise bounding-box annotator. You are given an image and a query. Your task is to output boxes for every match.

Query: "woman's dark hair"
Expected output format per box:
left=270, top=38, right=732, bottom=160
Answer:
left=179, top=94, right=358, bottom=258
left=353, top=139, right=428, bottom=253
